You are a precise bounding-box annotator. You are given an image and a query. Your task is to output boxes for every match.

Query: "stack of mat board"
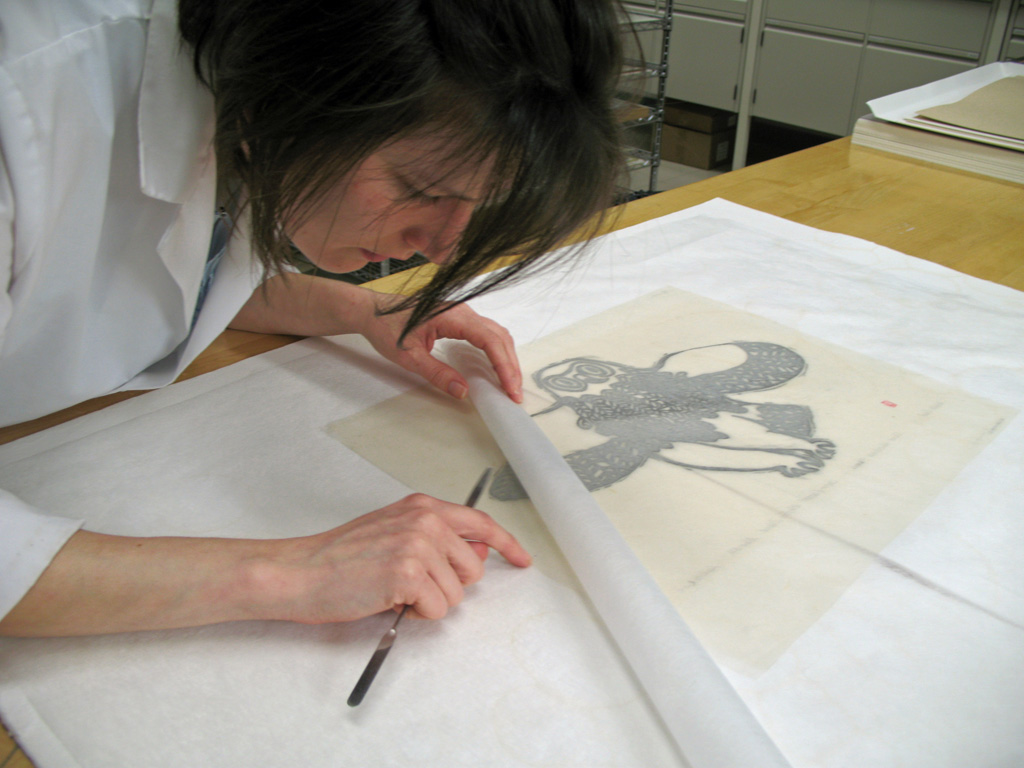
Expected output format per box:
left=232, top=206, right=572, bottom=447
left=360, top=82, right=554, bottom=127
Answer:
left=853, top=62, right=1024, bottom=184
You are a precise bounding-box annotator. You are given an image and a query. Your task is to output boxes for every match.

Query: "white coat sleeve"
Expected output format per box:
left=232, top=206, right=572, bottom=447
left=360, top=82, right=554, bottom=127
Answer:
left=0, top=491, right=84, bottom=620
left=0, top=143, right=84, bottom=622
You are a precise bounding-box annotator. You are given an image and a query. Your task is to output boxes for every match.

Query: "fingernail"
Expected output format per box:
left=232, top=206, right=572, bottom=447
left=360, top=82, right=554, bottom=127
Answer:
left=449, top=382, right=468, bottom=399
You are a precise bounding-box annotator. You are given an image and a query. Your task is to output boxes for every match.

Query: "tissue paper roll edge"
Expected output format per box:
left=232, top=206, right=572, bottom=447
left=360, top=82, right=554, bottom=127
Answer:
left=451, top=345, right=789, bottom=768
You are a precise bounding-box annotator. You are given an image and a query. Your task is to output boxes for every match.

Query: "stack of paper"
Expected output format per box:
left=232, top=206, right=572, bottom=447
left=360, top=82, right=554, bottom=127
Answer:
left=854, top=62, right=1024, bottom=183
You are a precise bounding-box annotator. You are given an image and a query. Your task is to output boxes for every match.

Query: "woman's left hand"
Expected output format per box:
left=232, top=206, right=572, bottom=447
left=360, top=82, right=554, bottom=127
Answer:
left=359, top=294, right=523, bottom=403
left=231, top=275, right=523, bottom=402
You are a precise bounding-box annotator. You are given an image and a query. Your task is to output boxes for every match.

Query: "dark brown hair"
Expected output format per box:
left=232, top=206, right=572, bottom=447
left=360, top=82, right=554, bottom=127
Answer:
left=179, top=0, right=626, bottom=336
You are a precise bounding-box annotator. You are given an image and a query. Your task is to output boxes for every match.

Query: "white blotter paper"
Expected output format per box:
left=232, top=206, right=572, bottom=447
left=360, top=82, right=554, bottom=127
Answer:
left=448, top=342, right=789, bottom=768
left=0, top=337, right=684, bottom=768
left=1, top=199, right=1022, bottom=767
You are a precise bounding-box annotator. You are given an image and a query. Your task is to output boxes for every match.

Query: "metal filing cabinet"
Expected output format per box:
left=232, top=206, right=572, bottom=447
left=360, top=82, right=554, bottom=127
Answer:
left=752, top=0, right=994, bottom=136
left=1002, top=0, right=1024, bottom=58
left=667, top=1, right=750, bottom=112
left=661, top=0, right=1017, bottom=167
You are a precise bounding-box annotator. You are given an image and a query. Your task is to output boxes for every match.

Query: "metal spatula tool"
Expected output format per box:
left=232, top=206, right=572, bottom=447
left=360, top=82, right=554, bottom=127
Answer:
left=347, top=468, right=493, bottom=707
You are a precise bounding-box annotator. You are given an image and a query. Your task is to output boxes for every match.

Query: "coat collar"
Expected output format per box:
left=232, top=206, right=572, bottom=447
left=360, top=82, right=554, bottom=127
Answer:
left=137, top=0, right=216, bottom=203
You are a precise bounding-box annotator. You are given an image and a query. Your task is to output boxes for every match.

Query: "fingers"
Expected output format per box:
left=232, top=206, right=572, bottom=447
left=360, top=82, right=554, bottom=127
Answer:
left=397, top=507, right=518, bottom=619
left=478, top=338, right=523, bottom=404
left=360, top=291, right=522, bottom=402
left=453, top=313, right=523, bottom=404
left=399, top=332, right=522, bottom=404
left=401, top=350, right=471, bottom=401
left=442, top=503, right=532, bottom=569
left=336, top=494, right=531, bottom=622
left=403, top=306, right=522, bottom=403
left=399, top=535, right=472, bottom=620
left=400, top=492, right=531, bottom=573
left=467, top=540, right=490, bottom=561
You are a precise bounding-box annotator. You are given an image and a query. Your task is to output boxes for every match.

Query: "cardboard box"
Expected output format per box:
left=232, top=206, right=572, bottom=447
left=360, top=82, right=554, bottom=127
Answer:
left=661, top=123, right=734, bottom=169
left=663, top=99, right=737, bottom=134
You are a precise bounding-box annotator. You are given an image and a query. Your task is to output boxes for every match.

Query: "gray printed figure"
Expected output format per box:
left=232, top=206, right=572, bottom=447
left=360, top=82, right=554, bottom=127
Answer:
left=490, top=342, right=837, bottom=501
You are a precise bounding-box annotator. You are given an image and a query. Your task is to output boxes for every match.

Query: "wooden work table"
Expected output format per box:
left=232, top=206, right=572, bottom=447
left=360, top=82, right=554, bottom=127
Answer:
left=1, top=136, right=1022, bottom=766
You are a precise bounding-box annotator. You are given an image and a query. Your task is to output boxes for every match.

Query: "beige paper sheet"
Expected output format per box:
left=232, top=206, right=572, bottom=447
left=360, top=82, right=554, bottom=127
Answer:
left=328, top=288, right=1012, bottom=673
left=917, top=75, right=1024, bottom=141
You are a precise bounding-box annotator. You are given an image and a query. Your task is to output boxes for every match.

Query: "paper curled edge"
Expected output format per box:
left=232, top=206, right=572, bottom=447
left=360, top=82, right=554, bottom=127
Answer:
left=448, top=342, right=791, bottom=768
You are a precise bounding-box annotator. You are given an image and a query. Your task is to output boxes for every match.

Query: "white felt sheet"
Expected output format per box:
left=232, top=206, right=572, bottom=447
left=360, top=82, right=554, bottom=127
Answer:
left=1, top=200, right=1022, bottom=767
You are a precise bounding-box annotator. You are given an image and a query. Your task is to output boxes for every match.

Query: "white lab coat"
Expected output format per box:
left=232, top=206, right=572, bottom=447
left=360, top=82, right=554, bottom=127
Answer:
left=0, top=0, right=263, bottom=618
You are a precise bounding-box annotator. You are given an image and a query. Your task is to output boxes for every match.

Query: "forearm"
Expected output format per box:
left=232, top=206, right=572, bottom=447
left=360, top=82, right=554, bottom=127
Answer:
left=0, top=530, right=280, bottom=637
left=230, top=273, right=380, bottom=337
left=0, top=494, right=532, bottom=637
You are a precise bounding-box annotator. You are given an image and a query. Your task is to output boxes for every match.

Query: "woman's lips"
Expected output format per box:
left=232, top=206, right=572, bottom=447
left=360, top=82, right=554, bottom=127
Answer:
left=360, top=249, right=389, bottom=263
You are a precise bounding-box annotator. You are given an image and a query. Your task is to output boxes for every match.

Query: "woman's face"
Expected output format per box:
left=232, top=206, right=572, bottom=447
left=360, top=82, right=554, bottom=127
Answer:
left=286, top=136, right=489, bottom=274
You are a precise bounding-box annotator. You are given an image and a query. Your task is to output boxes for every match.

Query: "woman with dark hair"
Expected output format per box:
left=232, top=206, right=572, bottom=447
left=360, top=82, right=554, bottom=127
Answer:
left=0, top=0, right=625, bottom=635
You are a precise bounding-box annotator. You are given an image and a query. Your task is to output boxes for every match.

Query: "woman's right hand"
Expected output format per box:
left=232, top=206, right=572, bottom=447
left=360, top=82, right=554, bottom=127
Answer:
left=0, top=494, right=531, bottom=637
left=257, top=493, right=532, bottom=624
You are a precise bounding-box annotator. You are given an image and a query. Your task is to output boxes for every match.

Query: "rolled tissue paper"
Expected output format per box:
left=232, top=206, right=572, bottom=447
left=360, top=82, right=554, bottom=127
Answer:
left=448, top=342, right=791, bottom=768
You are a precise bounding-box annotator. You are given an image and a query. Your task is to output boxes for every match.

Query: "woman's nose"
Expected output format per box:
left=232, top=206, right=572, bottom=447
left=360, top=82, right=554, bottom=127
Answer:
left=403, top=200, right=475, bottom=263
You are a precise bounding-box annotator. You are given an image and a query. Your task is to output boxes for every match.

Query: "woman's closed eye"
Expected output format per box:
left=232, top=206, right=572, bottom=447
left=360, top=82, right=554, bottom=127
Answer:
left=405, top=187, right=444, bottom=205
left=394, top=174, right=445, bottom=205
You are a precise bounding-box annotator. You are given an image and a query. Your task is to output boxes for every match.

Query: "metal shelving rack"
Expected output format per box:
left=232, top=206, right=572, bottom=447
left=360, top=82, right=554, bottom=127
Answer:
left=619, top=0, right=673, bottom=197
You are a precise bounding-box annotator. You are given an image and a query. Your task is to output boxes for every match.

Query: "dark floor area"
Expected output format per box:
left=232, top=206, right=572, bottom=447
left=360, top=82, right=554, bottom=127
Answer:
left=745, top=118, right=839, bottom=165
